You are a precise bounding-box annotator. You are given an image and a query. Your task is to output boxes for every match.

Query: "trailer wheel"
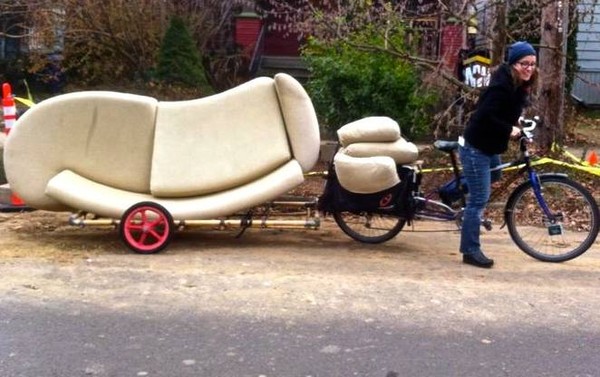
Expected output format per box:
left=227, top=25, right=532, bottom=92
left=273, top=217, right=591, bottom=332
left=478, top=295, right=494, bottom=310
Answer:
left=119, top=202, right=174, bottom=254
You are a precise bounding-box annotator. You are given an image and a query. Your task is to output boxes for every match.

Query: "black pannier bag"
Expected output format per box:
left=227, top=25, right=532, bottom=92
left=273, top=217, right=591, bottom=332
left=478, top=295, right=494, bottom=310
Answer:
left=319, top=165, right=419, bottom=219
left=394, top=166, right=419, bottom=218
left=438, top=175, right=468, bottom=206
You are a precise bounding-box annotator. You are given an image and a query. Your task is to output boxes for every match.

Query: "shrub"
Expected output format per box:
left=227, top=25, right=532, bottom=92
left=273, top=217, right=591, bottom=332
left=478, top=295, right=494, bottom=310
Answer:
left=302, top=27, right=437, bottom=140
left=157, top=16, right=212, bottom=92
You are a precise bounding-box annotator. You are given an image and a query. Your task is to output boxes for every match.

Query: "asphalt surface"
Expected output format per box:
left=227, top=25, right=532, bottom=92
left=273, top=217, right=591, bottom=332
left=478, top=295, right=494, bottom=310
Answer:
left=2, top=300, right=599, bottom=377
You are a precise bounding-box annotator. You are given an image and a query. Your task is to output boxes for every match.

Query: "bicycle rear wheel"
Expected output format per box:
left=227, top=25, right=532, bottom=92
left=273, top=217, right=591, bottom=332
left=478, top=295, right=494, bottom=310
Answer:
left=333, top=211, right=405, bottom=244
left=505, top=176, right=600, bottom=262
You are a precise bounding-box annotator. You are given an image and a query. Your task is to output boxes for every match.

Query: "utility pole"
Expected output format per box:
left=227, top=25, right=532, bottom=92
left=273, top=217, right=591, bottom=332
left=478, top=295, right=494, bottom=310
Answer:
left=538, top=0, right=569, bottom=149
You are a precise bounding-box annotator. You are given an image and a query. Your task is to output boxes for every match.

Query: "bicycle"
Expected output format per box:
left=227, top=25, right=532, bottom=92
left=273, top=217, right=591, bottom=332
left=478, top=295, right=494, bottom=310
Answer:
left=329, top=116, right=600, bottom=262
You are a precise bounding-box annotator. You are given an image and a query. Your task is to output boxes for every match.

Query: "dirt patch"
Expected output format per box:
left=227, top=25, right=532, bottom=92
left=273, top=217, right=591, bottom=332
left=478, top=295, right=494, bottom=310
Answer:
left=1, top=207, right=598, bottom=265
left=0, top=210, right=124, bottom=262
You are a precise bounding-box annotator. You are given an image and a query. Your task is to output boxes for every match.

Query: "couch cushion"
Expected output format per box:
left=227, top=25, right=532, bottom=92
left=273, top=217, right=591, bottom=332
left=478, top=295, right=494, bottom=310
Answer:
left=151, top=77, right=292, bottom=198
left=46, top=161, right=304, bottom=219
left=342, top=137, right=419, bottom=164
left=333, top=152, right=399, bottom=194
left=337, top=116, right=401, bottom=147
left=274, top=73, right=320, bottom=172
left=4, top=91, right=157, bottom=211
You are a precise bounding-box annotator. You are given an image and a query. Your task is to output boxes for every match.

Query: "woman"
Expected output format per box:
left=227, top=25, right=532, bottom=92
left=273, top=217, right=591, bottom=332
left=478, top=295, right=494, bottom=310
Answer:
left=460, top=41, right=538, bottom=268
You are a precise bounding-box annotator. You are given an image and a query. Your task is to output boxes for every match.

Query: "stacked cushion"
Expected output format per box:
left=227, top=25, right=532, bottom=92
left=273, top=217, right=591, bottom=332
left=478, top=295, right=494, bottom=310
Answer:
left=334, top=117, right=418, bottom=194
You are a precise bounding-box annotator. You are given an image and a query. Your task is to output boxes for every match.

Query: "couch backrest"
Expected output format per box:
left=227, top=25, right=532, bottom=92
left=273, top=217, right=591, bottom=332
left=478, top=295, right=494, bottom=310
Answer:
left=4, top=91, right=157, bottom=210
left=151, top=73, right=321, bottom=198
left=150, top=77, right=293, bottom=198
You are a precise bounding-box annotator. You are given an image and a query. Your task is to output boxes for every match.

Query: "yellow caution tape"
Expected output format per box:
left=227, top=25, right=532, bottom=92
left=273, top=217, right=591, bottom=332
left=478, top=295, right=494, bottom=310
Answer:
left=14, top=96, right=35, bottom=108
left=422, top=157, right=600, bottom=177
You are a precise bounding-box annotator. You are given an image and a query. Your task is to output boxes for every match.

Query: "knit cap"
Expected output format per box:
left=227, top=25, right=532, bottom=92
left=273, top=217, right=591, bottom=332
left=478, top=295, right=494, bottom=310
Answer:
left=507, top=41, right=536, bottom=65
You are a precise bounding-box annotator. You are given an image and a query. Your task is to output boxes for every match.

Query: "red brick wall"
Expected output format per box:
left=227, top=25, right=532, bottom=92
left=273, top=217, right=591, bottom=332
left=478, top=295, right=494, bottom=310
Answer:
left=236, top=17, right=301, bottom=57
left=440, top=24, right=464, bottom=74
left=263, top=29, right=301, bottom=56
left=235, top=18, right=263, bottom=54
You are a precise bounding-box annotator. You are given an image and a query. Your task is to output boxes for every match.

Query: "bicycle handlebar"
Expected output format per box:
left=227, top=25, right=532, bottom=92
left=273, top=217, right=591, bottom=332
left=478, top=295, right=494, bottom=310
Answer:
left=518, top=115, right=540, bottom=140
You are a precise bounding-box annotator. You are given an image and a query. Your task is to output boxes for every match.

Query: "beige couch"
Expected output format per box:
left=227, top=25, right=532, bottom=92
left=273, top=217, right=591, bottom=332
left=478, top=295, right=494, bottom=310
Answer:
left=4, top=73, right=320, bottom=219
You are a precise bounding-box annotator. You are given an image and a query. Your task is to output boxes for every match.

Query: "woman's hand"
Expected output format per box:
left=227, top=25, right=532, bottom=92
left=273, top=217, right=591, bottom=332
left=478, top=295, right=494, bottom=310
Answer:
left=510, top=126, right=521, bottom=139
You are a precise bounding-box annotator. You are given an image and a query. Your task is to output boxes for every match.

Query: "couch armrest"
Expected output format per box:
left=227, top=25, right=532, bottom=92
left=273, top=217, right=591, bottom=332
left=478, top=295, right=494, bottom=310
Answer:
left=274, top=73, right=321, bottom=173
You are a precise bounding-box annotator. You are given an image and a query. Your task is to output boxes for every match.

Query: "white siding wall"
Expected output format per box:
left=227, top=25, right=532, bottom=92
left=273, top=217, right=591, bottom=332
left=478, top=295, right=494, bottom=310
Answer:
left=573, top=1, right=600, bottom=105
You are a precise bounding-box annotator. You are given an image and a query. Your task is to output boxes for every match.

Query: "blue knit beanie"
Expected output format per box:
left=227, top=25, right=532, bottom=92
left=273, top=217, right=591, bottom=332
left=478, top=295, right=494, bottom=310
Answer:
left=508, top=41, right=536, bottom=65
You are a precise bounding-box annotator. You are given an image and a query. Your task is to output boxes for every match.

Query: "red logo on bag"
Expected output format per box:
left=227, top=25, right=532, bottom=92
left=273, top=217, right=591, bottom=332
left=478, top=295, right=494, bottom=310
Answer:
left=379, top=193, right=393, bottom=207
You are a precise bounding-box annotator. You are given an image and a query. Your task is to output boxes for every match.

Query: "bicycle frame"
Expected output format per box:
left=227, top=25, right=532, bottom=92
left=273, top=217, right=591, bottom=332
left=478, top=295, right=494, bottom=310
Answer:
left=413, top=117, right=552, bottom=228
left=489, top=120, right=560, bottom=223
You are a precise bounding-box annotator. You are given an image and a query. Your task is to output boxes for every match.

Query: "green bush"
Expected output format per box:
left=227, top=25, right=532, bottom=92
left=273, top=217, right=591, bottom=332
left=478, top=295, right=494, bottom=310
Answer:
left=157, top=16, right=212, bottom=92
left=302, top=28, right=437, bottom=140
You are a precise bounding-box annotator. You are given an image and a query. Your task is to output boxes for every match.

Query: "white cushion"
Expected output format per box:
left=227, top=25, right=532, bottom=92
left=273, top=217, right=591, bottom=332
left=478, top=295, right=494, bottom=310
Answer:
left=274, top=73, right=320, bottom=172
left=333, top=152, right=399, bottom=194
left=46, top=161, right=304, bottom=219
left=4, top=91, right=157, bottom=211
left=342, top=137, right=419, bottom=164
left=337, top=116, right=401, bottom=147
left=151, top=77, right=291, bottom=197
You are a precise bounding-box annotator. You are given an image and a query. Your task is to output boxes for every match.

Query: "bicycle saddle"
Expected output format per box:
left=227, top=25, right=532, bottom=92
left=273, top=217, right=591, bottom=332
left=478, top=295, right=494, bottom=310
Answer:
left=434, top=140, right=460, bottom=153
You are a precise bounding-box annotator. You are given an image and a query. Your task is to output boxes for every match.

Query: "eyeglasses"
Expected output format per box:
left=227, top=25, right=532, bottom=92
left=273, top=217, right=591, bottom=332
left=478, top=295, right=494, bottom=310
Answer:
left=517, top=61, right=537, bottom=69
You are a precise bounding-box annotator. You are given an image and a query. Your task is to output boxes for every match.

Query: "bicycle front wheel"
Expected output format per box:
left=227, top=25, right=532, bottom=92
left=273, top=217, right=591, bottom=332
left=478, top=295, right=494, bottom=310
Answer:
left=333, top=211, right=405, bottom=244
left=505, top=176, right=600, bottom=262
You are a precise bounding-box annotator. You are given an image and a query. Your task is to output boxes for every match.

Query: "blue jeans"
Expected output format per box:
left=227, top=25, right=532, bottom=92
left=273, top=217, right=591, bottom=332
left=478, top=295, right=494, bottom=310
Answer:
left=459, top=144, right=501, bottom=255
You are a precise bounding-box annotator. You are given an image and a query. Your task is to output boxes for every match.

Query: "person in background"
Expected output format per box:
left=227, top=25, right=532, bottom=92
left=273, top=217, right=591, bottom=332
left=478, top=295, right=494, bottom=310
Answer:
left=459, top=41, right=538, bottom=268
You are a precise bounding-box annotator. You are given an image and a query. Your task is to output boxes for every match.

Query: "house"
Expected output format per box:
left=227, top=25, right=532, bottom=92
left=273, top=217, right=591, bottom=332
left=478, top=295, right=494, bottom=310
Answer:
left=572, top=0, right=600, bottom=106
left=0, top=5, right=64, bottom=92
left=470, top=0, right=600, bottom=106
left=234, top=8, right=308, bottom=80
left=234, top=1, right=467, bottom=81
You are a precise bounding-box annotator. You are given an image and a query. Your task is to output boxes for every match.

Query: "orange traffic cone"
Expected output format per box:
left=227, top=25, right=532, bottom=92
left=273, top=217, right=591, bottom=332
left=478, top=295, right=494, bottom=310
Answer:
left=10, top=193, right=24, bottom=206
left=2, top=82, right=16, bottom=135
left=1, top=82, right=29, bottom=211
left=0, top=189, right=29, bottom=212
left=587, top=150, right=598, bottom=166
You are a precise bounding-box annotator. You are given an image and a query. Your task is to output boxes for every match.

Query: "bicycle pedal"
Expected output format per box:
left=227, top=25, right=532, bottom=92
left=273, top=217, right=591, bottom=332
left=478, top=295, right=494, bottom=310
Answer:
left=481, top=219, right=493, bottom=231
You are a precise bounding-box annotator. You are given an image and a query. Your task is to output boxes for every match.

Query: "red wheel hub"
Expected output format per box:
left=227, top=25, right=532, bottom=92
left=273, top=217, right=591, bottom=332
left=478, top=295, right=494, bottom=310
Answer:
left=122, top=205, right=171, bottom=253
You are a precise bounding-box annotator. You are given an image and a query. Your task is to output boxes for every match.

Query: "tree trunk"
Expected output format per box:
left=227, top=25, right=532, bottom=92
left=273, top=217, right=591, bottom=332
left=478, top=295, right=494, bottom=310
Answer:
left=490, top=1, right=507, bottom=65
left=537, top=0, right=568, bottom=150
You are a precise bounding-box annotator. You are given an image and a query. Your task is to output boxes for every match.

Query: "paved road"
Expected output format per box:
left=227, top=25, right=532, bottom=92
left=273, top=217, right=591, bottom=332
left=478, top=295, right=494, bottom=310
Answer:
left=1, top=213, right=600, bottom=376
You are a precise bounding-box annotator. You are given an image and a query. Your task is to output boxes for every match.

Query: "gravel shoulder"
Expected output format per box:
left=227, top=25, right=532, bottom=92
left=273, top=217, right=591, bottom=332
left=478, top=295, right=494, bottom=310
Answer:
left=1, top=210, right=599, bottom=327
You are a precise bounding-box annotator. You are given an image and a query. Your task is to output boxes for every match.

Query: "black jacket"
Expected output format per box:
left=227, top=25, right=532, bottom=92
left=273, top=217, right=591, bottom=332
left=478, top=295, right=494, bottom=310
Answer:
left=464, top=64, right=529, bottom=155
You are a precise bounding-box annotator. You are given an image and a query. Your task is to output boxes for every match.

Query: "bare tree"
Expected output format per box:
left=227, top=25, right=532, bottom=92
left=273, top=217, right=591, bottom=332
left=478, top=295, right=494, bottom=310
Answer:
left=536, top=0, right=569, bottom=148
left=261, top=0, right=586, bottom=146
left=490, top=0, right=507, bottom=65
left=1, top=0, right=252, bottom=89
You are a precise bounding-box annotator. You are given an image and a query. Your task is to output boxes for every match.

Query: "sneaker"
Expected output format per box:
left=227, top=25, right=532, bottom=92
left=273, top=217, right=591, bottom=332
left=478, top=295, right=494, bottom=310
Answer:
left=463, top=252, right=494, bottom=268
